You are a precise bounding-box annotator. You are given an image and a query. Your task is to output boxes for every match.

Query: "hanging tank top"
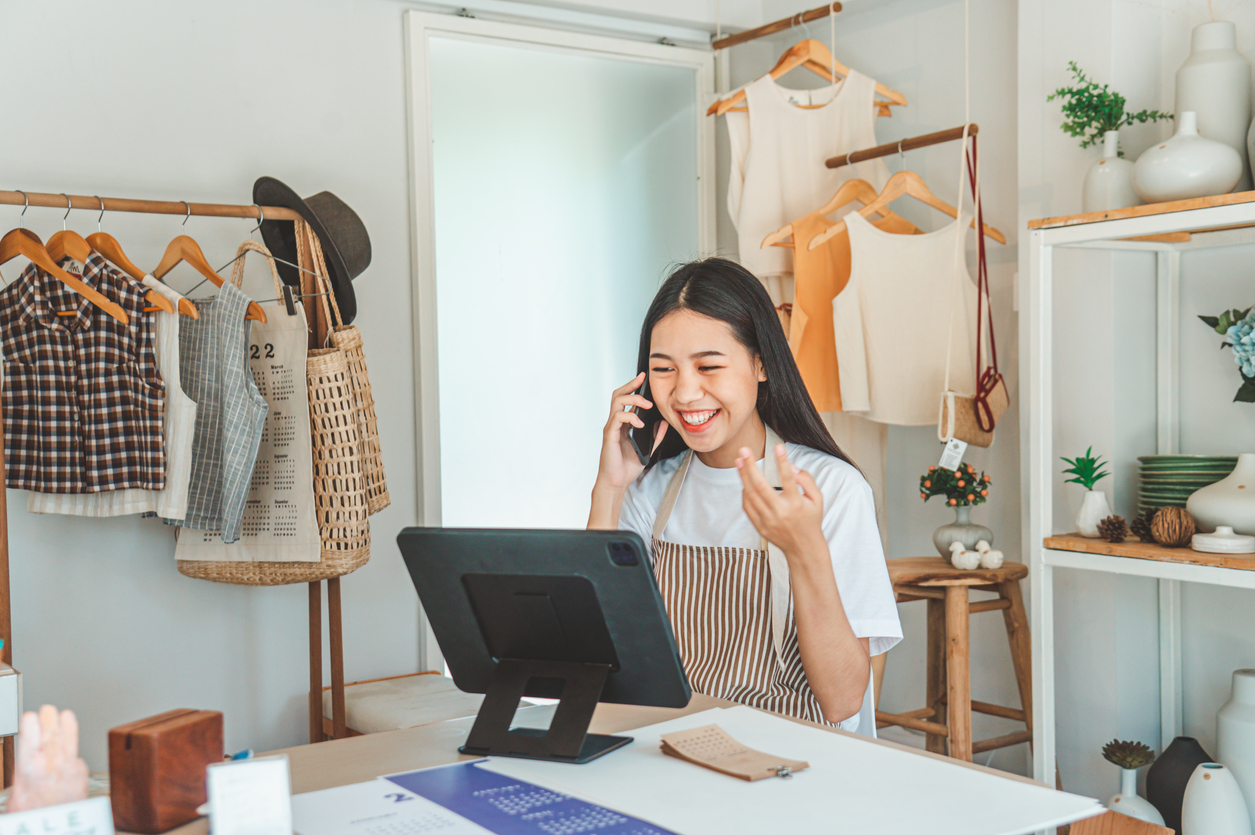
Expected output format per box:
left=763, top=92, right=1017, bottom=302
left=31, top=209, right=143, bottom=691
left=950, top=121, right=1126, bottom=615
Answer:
left=726, top=68, right=890, bottom=286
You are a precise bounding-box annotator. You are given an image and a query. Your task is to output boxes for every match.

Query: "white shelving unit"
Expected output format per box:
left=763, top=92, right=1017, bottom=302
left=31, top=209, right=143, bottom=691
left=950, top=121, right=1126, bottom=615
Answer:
left=1023, top=193, right=1255, bottom=786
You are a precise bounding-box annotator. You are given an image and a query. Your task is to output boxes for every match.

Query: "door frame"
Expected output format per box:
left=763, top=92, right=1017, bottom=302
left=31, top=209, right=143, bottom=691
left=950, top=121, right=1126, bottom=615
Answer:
left=404, top=10, right=715, bottom=667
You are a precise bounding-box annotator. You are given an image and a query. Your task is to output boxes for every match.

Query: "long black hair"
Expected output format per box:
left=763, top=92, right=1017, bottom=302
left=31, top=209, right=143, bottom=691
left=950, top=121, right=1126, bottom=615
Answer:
left=636, top=257, right=855, bottom=469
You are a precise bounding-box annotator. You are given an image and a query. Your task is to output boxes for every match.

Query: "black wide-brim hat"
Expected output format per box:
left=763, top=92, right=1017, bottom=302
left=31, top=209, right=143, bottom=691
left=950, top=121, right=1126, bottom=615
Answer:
left=252, top=177, right=371, bottom=324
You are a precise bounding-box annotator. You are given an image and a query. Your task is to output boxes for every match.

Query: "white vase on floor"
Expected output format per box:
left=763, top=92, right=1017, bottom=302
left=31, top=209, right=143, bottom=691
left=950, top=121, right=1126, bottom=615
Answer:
left=1135, top=111, right=1243, bottom=203
left=1182, top=763, right=1251, bottom=835
left=1107, top=767, right=1166, bottom=825
left=1083, top=131, right=1142, bottom=213
left=1217, top=669, right=1255, bottom=825
left=1178, top=20, right=1252, bottom=193
left=1186, top=453, right=1255, bottom=534
left=1076, top=490, right=1111, bottom=538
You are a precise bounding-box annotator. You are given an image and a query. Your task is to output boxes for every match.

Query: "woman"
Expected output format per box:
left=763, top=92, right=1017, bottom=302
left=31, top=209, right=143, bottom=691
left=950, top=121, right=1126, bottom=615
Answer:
left=588, top=258, right=900, bottom=729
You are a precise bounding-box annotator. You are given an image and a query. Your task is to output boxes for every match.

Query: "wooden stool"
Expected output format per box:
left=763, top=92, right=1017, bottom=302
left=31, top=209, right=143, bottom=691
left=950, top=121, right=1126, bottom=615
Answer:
left=876, top=557, right=1032, bottom=762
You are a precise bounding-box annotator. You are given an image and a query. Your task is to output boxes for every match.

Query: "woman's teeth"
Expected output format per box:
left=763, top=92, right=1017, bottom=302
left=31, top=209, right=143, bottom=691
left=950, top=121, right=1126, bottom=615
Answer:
left=681, top=410, right=718, bottom=426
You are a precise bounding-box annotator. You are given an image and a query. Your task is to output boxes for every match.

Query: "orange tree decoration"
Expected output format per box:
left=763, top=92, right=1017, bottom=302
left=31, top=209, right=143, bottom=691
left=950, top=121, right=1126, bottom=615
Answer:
left=919, top=463, right=992, bottom=508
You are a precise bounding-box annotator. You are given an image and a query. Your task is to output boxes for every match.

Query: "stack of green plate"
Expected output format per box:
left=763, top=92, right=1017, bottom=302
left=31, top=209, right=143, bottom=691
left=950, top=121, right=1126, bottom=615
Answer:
left=1137, top=455, right=1237, bottom=514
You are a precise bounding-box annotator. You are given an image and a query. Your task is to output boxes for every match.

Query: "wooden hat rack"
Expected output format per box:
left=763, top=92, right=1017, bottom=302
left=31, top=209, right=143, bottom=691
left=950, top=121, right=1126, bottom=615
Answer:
left=0, top=188, right=343, bottom=785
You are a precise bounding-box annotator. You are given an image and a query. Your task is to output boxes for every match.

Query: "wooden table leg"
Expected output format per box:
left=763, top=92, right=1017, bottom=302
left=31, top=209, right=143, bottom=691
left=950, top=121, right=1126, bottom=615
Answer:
left=999, top=580, right=1033, bottom=740
left=308, top=582, right=323, bottom=744
left=945, top=585, right=972, bottom=761
left=925, top=597, right=947, bottom=755
left=328, top=578, right=347, bottom=740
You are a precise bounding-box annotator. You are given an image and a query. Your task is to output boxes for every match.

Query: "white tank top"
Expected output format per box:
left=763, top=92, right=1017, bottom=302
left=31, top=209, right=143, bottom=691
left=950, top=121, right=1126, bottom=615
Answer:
left=834, top=211, right=978, bottom=426
left=726, top=69, right=890, bottom=284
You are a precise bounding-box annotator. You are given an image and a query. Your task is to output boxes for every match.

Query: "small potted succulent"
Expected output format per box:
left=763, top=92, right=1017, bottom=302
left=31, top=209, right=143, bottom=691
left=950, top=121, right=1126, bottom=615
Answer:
left=1102, top=739, right=1164, bottom=825
left=1062, top=447, right=1111, bottom=538
left=919, top=463, right=993, bottom=558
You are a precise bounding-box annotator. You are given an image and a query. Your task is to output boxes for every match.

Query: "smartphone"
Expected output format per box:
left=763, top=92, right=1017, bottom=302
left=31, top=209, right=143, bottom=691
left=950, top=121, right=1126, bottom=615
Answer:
left=628, top=383, right=660, bottom=466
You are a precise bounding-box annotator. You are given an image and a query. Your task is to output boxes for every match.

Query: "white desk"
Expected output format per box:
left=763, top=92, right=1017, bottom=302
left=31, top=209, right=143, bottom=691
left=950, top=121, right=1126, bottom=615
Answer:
left=159, top=694, right=1099, bottom=835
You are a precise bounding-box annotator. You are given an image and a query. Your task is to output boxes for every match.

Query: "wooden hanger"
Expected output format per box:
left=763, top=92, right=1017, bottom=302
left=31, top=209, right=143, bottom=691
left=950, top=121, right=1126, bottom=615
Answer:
left=87, top=232, right=192, bottom=318
left=0, top=228, right=128, bottom=324
left=807, top=169, right=1006, bottom=251
left=761, top=178, right=910, bottom=248
left=708, top=39, right=907, bottom=117
left=152, top=234, right=266, bottom=322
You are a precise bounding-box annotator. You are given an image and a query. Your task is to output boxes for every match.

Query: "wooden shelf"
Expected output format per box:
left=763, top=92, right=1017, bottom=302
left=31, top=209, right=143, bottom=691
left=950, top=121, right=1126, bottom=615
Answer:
left=1028, top=190, right=1255, bottom=231
left=1045, top=532, right=1255, bottom=572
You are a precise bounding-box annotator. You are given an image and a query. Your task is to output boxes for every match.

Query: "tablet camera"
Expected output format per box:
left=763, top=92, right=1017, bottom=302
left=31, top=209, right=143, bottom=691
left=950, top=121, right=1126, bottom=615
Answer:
left=607, top=541, right=639, bottom=566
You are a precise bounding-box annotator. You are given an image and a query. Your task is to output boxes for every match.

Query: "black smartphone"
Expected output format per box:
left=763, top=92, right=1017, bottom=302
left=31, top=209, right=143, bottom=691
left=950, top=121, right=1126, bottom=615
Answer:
left=628, top=383, right=659, bottom=466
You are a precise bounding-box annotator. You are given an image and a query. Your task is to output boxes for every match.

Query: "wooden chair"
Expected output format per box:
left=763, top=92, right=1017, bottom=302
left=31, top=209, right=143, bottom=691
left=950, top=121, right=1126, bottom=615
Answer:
left=1070, top=811, right=1172, bottom=835
left=876, top=557, right=1032, bottom=762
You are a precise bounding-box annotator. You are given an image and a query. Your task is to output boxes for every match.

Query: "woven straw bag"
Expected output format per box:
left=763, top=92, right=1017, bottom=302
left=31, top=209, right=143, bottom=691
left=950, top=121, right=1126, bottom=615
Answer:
left=177, top=240, right=371, bottom=586
left=297, top=223, right=390, bottom=515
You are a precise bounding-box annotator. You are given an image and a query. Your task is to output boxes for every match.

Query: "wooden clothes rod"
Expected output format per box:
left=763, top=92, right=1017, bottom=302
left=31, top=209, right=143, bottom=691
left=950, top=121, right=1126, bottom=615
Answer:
left=0, top=190, right=302, bottom=222
left=825, top=123, right=980, bottom=169
left=711, top=3, right=841, bottom=50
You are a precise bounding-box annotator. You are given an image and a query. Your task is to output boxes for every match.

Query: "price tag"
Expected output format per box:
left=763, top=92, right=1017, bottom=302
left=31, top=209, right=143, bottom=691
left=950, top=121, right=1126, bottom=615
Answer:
left=0, top=796, right=113, bottom=835
left=939, top=438, right=967, bottom=471
left=207, top=754, right=292, bottom=835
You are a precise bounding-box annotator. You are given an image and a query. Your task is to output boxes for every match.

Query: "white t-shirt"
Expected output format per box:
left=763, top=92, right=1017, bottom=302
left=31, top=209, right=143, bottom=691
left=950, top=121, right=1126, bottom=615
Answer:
left=619, top=443, right=902, bottom=657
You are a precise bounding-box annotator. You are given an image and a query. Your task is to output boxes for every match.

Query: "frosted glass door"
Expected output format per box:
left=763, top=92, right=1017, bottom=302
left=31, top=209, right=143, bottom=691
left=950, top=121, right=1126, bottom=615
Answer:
left=427, top=33, right=704, bottom=529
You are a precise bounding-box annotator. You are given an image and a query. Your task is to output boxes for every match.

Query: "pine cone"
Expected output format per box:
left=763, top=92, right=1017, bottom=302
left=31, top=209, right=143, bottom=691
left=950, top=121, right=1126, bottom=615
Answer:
left=1130, top=508, right=1156, bottom=542
left=1098, top=515, right=1128, bottom=543
left=1151, top=506, right=1196, bottom=548
left=1102, top=739, right=1156, bottom=769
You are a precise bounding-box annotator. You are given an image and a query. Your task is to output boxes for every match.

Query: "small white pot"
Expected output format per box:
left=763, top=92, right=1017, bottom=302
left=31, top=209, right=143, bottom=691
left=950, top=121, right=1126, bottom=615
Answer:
left=1076, top=490, right=1112, bottom=538
left=1083, top=131, right=1142, bottom=213
left=1182, top=763, right=1251, bottom=835
left=1135, top=111, right=1243, bottom=203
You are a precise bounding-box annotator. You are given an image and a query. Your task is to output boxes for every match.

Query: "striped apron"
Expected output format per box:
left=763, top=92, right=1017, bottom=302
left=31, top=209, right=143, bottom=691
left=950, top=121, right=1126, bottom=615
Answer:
left=651, top=428, right=830, bottom=725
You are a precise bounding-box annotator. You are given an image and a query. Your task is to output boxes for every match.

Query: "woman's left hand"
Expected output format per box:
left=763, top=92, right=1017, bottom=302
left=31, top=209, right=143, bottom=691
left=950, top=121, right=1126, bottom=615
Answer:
left=735, top=444, right=826, bottom=561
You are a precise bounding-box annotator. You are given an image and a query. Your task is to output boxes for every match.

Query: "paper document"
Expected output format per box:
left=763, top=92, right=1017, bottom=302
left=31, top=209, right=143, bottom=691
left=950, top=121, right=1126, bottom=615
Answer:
left=292, top=778, right=489, bottom=835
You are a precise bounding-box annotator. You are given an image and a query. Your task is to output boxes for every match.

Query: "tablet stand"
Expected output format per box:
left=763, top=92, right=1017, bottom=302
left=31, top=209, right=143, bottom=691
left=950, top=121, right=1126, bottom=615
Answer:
left=459, top=658, right=632, bottom=764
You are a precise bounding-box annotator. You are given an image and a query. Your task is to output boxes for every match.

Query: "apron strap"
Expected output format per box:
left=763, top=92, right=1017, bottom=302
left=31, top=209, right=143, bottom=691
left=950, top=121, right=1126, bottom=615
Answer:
left=652, top=426, right=794, bottom=678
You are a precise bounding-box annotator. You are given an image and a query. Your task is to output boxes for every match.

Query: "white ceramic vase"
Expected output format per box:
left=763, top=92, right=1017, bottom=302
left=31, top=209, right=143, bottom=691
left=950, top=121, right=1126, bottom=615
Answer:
left=1076, top=490, right=1111, bottom=538
left=1083, top=131, right=1142, bottom=213
left=1134, top=111, right=1243, bottom=203
left=1217, top=669, right=1255, bottom=824
left=1107, top=767, right=1167, bottom=825
left=1182, top=763, right=1251, bottom=835
left=1178, top=21, right=1253, bottom=193
left=1187, top=453, right=1255, bottom=535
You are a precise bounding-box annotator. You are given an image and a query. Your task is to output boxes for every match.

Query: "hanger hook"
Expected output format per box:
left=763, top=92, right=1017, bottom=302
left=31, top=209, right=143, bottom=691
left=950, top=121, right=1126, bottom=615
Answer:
left=898, top=139, right=906, bottom=170
left=251, top=203, right=265, bottom=236
left=182, top=201, right=191, bottom=229
left=61, top=193, right=71, bottom=231
left=16, top=190, right=28, bottom=230
left=845, top=150, right=860, bottom=178
left=96, top=196, right=105, bottom=232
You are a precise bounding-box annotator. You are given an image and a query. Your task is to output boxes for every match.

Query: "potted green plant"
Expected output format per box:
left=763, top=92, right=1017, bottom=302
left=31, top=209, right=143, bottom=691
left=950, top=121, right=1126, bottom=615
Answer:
left=919, top=463, right=993, bottom=557
left=1102, top=739, right=1164, bottom=825
left=1047, top=61, right=1173, bottom=212
left=1062, top=446, right=1111, bottom=537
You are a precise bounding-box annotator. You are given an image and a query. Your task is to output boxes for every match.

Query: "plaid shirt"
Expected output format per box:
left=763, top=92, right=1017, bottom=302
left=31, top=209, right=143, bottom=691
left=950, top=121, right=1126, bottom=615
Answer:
left=0, top=253, right=165, bottom=493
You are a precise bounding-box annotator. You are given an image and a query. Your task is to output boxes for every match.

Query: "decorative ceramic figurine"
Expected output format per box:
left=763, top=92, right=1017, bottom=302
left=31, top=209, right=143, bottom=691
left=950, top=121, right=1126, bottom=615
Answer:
left=949, top=541, right=981, bottom=570
left=1102, top=739, right=1165, bottom=825
left=1083, top=131, right=1142, bottom=212
left=1177, top=20, right=1252, bottom=193
left=1182, top=763, right=1250, bottom=835
left=9, top=706, right=89, bottom=813
left=1187, top=453, right=1255, bottom=535
left=1134, top=111, right=1243, bottom=204
left=973, top=540, right=1004, bottom=569
left=1217, top=669, right=1255, bottom=825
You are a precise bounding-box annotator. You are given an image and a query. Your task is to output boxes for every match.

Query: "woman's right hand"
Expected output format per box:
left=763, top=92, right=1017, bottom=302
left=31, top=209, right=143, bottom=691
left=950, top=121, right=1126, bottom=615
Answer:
left=594, top=372, right=667, bottom=493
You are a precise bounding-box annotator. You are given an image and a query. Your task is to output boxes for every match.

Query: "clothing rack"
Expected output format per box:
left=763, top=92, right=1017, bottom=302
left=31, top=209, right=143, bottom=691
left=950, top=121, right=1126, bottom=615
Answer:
left=824, top=123, right=979, bottom=169
left=711, top=3, right=841, bottom=51
left=0, top=189, right=346, bottom=784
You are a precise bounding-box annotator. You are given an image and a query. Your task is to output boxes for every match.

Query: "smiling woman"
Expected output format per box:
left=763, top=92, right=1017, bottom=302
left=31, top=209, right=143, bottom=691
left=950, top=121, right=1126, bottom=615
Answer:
left=587, top=257, right=902, bottom=731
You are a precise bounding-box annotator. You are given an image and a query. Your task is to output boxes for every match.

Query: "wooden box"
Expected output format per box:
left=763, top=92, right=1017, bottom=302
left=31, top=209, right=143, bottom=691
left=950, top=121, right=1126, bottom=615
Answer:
left=108, top=709, right=223, bottom=833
